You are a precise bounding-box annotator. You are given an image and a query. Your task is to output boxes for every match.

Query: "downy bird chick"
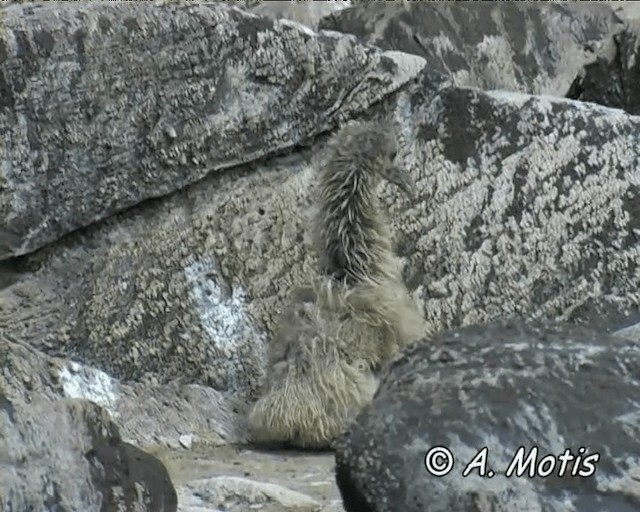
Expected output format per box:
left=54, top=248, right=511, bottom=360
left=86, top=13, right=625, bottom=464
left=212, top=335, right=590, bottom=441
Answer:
left=248, top=120, right=426, bottom=449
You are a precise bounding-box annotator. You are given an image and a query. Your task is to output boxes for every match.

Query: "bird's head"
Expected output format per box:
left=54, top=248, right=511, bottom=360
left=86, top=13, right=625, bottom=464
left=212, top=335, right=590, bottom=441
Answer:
left=367, top=125, right=415, bottom=200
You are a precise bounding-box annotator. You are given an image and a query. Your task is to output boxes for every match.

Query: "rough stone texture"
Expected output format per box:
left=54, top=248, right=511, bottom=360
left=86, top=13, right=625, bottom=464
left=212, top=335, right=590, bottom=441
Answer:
left=320, top=1, right=623, bottom=96
left=0, top=1, right=424, bottom=260
left=0, top=333, right=66, bottom=404
left=334, top=320, right=640, bottom=512
left=3, top=74, right=640, bottom=397
left=567, top=21, right=640, bottom=115
left=63, top=362, right=249, bottom=449
left=0, top=335, right=248, bottom=450
left=162, top=444, right=344, bottom=512
left=177, top=476, right=321, bottom=512
left=245, top=0, right=352, bottom=29
left=387, top=77, right=640, bottom=335
left=0, top=395, right=178, bottom=512
left=0, top=334, right=346, bottom=512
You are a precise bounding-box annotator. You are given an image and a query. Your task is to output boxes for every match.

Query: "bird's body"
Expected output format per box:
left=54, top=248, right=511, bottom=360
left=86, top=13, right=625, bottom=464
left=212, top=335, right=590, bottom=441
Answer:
left=248, top=121, right=426, bottom=449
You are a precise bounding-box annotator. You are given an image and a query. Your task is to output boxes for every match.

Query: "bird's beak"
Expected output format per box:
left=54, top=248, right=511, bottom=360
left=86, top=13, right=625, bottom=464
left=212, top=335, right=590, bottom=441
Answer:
left=385, top=165, right=415, bottom=200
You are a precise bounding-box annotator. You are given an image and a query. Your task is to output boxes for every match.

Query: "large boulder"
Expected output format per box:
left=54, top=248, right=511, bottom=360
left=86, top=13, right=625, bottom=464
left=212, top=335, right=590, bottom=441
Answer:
left=320, top=2, right=624, bottom=95
left=3, top=71, right=640, bottom=398
left=567, top=21, right=640, bottom=115
left=0, top=394, right=177, bottom=511
left=0, top=1, right=423, bottom=260
left=335, top=320, right=640, bottom=512
left=385, top=76, right=640, bottom=335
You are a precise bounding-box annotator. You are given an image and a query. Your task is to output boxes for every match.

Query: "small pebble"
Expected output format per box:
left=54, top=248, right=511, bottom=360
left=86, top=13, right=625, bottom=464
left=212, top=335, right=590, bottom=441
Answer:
left=179, top=433, right=194, bottom=449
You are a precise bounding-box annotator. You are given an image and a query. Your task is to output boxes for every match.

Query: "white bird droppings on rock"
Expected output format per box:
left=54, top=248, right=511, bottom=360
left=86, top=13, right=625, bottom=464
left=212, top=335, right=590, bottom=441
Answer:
left=58, top=360, right=120, bottom=418
left=184, top=258, right=267, bottom=391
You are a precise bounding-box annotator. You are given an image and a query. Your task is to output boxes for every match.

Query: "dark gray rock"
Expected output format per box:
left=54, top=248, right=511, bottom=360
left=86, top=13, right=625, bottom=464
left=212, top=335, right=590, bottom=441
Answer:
left=0, top=395, right=177, bottom=512
left=0, top=1, right=423, bottom=260
left=320, top=2, right=623, bottom=95
left=335, top=320, right=640, bottom=512
left=567, top=22, right=640, bottom=115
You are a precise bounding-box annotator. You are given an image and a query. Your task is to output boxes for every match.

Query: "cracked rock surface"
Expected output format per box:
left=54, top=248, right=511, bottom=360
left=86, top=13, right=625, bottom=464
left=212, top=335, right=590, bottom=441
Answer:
left=0, top=1, right=423, bottom=260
